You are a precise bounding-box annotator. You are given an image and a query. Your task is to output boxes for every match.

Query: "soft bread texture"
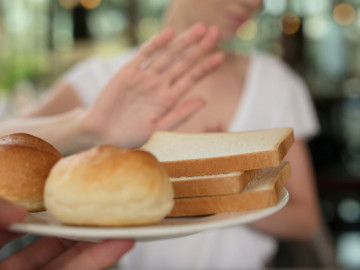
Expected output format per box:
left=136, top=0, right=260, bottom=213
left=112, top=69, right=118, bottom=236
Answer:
left=142, top=128, right=294, bottom=177
left=0, top=133, right=61, bottom=212
left=171, top=169, right=257, bottom=198
left=44, top=145, right=174, bottom=226
left=168, top=161, right=291, bottom=217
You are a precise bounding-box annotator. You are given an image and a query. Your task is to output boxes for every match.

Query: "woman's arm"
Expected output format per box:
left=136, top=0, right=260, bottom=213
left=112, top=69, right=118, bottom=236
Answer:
left=251, top=140, right=322, bottom=240
left=0, top=24, right=223, bottom=155
left=24, top=80, right=83, bottom=117
left=0, top=107, right=97, bottom=155
left=0, top=80, right=91, bottom=155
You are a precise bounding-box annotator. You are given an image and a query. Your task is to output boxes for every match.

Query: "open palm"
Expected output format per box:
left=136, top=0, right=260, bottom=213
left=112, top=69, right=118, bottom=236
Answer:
left=82, top=23, right=223, bottom=148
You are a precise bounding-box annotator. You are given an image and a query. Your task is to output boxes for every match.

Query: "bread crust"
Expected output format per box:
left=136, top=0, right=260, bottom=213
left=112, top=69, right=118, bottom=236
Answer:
left=171, top=169, right=257, bottom=198
left=0, top=133, right=61, bottom=212
left=168, top=162, right=291, bottom=217
left=142, top=128, right=294, bottom=177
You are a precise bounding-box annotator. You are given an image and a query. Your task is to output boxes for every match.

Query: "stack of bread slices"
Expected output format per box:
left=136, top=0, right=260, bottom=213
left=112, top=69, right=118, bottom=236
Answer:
left=142, top=127, right=294, bottom=217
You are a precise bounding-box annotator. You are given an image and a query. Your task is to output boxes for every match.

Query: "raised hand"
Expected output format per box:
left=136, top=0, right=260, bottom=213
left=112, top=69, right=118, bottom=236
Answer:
left=0, top=198, right=134, bottom=270
left=82, top=23, right=223, bottom=148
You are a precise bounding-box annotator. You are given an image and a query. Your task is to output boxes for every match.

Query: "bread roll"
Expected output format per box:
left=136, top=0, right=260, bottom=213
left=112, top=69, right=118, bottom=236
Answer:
left=44, top=145, right=174, bottom=226
left=0, top=133, right=62, bottom=212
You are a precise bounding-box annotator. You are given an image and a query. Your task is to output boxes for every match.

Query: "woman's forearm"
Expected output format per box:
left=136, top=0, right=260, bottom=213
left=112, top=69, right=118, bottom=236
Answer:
left=0, top=25, right=224, bottom=155
left=0, top=108, right=99, bottom=156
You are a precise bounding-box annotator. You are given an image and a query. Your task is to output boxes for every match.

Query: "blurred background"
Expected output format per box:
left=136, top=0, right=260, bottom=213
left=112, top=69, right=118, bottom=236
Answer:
left=0, top=0, right=360, bottom=269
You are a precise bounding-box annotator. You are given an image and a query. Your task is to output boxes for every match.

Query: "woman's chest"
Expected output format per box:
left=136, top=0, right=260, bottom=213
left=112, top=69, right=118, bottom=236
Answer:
left=174, top=67, right=245, bottom=133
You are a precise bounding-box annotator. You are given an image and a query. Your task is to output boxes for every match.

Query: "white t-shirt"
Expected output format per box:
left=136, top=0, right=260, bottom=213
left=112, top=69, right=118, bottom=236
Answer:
left=64, top=50, right=320, bottom=270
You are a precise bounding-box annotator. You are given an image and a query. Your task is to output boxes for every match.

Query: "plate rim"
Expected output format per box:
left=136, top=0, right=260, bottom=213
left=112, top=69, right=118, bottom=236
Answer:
left=9, top=189, right=289, bottom=241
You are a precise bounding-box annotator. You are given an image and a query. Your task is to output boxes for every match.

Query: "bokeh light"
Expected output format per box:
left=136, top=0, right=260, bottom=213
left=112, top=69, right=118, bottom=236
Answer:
left=338, top=199, right=360, bottom=223
left=337, top=232, right=360, bottom=269
left=333, top=2, right=356, bottom=26
left=138, top=17, right=161, bottom=41
left=80, top=0, right=101, bottom=10
left=58, top=0, right=79, bottom=9
left=291, top=0, right=331, bottom=17
left=236, top=19, right=258, bottom=41
left=263, top=0, right=287, bottom=16
left=87, top=9, right=126, bottom=39
left=303, top=14, right=331, bottom=40
left=282, top=12, right=301, bottom=35
left=144, top=0, right=169, bottom=10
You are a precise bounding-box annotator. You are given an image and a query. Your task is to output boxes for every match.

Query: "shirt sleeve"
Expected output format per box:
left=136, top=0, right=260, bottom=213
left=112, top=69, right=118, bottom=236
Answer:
left=63, top=57, right=106, bottom=107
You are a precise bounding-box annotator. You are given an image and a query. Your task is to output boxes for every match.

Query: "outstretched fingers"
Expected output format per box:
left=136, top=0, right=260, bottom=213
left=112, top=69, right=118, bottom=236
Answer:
left=164, top=26, right=221, bottom=85
left=128, top=23, right=212, bottom=73
left=147, top=23, right=207, bottom=73
left=129, top=28, right=175, bottom=68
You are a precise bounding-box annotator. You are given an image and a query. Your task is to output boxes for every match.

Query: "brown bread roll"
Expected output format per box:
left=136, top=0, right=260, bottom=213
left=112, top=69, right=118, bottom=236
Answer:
left=44, top=145, right=174, bottom=226
left=0, top=133, right=62, bottom=212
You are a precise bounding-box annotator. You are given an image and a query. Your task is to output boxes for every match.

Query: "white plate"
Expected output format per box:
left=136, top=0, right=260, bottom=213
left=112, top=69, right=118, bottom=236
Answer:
left=9, top=189, right=289, bottom=242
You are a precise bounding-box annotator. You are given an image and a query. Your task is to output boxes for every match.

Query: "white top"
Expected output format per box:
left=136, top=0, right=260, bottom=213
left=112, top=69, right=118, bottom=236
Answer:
left=64, top=50, right=320, bottom=270
left=228, top=52, right=319, bottom=140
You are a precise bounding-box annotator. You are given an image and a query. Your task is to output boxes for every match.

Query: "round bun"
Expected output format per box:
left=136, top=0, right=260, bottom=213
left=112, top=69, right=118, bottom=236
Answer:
left=44, top=145, right=174, bottom=226
left=0, top=133, right=62, bottom=212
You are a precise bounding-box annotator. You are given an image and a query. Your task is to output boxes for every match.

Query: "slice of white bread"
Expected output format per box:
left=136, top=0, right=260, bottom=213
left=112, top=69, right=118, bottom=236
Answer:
left=167, top=161, right=291, bottom=217
left=142, top=128, right=294, bottom=177
left=171, top=169, right=257, bottom=198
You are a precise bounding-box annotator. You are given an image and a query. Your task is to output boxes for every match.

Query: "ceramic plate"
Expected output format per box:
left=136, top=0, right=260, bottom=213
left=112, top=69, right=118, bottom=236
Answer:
left=9, top=189, right=289, bottom=242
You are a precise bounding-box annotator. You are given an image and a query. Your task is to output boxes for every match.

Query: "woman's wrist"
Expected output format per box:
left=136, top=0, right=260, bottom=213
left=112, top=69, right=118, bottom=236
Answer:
left=58, top=107, right=103, bottom=155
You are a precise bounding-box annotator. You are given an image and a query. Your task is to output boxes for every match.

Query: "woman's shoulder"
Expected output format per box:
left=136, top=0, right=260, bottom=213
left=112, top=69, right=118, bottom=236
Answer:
left=251, top=51, right=294, bottom=75
left=249, top=51, right=306, bottom=90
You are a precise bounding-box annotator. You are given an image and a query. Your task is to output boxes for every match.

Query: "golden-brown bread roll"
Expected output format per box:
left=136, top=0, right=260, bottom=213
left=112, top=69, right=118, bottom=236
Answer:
left=0, top=133, right=62, bottom=212
left=44, top=145, right=174, bottom=226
